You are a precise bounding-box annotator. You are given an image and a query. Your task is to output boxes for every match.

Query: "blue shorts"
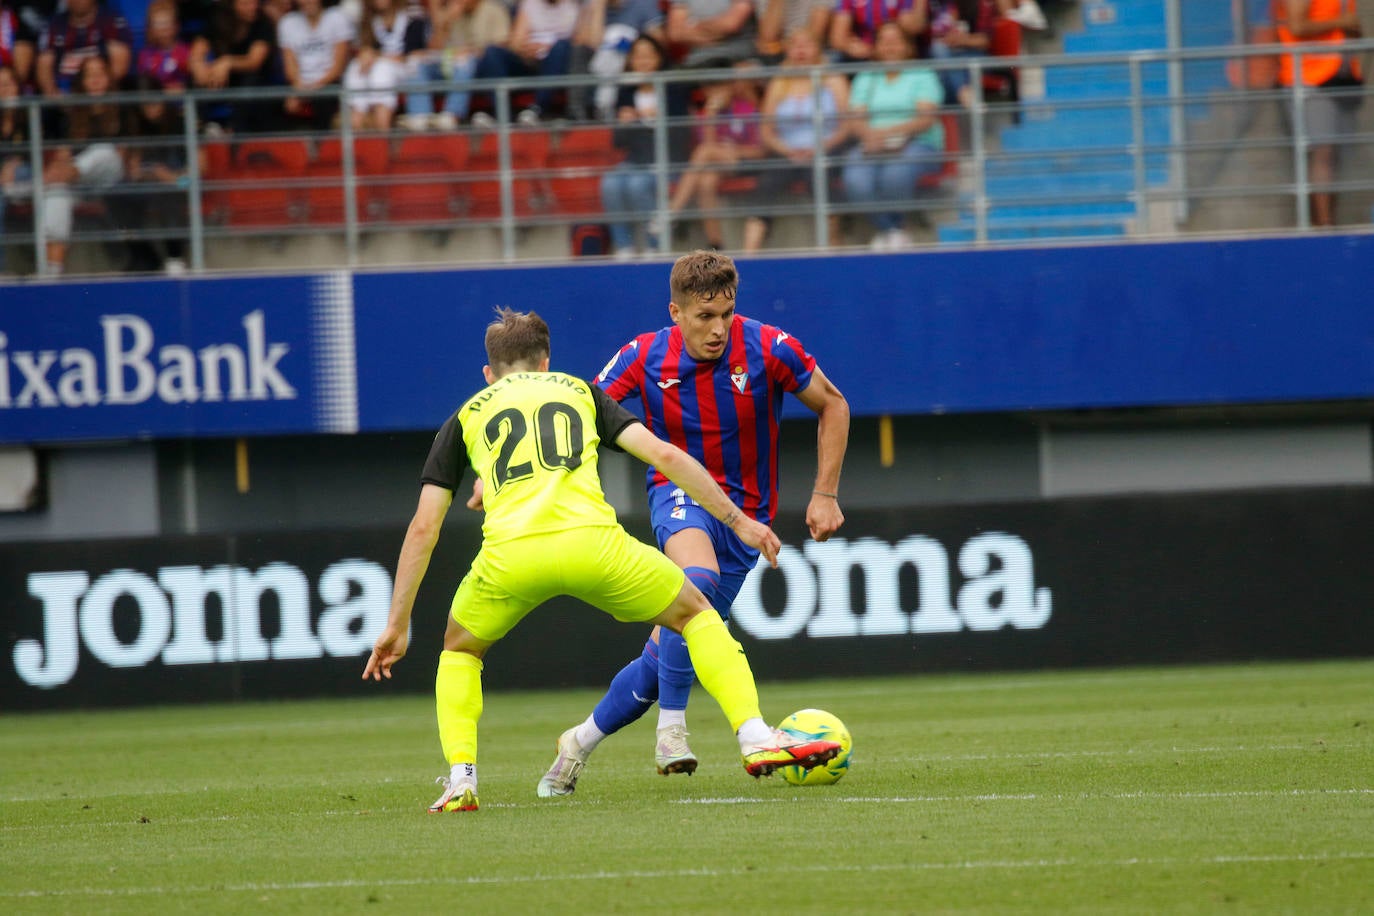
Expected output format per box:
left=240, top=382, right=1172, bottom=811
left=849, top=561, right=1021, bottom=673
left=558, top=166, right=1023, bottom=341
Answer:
left=648, top=484, right=760, bottom=621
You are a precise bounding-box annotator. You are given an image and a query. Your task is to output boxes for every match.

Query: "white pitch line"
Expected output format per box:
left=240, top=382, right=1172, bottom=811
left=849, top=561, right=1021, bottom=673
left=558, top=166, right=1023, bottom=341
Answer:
left=4, top=788, right=1368, bottom=834
left=678, top=788, right=1374, bottom=805
left=916, top=742, right=1372, bottom=763
left=4, top=852, right=1373, bottom=899
left=6, top=742, right=1368, bottom=806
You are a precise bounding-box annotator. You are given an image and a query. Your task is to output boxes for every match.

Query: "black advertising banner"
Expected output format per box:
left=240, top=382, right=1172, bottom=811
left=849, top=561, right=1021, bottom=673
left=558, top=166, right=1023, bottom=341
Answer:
left=0, top=524, right=651, bottom=711
left=4, top=487, right=1374, bottom=710
left=733, top=486, right=1374, bottom=679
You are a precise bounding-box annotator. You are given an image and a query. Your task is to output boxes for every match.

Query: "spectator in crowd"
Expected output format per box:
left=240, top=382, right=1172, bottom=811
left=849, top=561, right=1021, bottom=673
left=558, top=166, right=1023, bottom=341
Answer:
left=998, top=0, right=1046, bottom=31
left=666, top=0, right=758, bottom=69
left=828, top=0, right=918, bottom=62
left=1, top=0, right=35, bottom=87
left=137, top=0, right=192, bottom=91
left=472, top=0, right=580, bottom=123
left=667, top=58, right=763, bottom=250
left=0, top=62, right=30, bottom=272
left=741, top=27, right=848, bottom=252
left=260, top=0, right=294, bottom=26
left=841, top=20, right=943, bottom=249
left=278, top=0, right=352, bottom=131
left=400, top=0, right=509, bottom=128
left=11, top=0, right=50, bottom=53
left=35, top=0, right=132, bottom=96
left=175, top=0, right=219, bottom=40
left=37, top=54, right=131, bottom=274
left=343, top=0, right=425, bottom=131
left=567, top=0, right=663, bottom=120
left=190, top=0, right=279, bottom=134
left=600, top=34, right=689, bottom=258
left=1275, top=0, right=1364, bottom=227
left=754, top=0, right=829, bottom=63
left=922, top=0, right=993, bottom=107
left=118, top=78, right=189, bottom=273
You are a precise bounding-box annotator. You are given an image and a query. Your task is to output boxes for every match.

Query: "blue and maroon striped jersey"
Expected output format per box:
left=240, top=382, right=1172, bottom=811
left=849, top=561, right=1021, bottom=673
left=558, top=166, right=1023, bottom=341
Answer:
left=594, top=314, right=816, bottom=524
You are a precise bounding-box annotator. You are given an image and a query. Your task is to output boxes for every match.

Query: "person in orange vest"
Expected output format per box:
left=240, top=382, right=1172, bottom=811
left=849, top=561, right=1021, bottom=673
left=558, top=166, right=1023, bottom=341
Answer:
left=1274, top=0, right=1364, bottom=226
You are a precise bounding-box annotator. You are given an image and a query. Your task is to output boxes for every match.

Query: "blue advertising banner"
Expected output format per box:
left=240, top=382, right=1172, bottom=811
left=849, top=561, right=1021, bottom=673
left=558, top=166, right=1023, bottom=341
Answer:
left=0, top=274, right=356, bottom=443
left=3, top=233, right=1373, bottom=444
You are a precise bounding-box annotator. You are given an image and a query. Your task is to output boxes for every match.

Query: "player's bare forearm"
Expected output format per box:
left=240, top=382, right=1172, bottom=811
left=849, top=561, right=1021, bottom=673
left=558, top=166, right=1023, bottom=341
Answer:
left=797, top=366, right=850, bottom=541
left=363, top=485, right=451, bottom=680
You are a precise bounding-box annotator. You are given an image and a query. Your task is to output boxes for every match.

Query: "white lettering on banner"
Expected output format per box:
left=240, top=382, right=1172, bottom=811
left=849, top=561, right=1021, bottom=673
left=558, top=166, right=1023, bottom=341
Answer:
left=732, top=532, right=1052, bottom=640
left=0, top=312, right=297, bottom=411
left=11, top=559, right=391, bottom=689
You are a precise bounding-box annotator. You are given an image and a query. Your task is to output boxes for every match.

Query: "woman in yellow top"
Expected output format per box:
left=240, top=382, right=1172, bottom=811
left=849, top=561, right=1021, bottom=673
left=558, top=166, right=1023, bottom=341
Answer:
left=1274, top=0, right=1364, bottom=226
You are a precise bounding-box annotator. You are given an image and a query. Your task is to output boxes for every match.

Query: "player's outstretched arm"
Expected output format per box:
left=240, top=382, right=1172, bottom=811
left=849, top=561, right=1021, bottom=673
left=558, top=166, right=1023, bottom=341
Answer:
left=615, top=423, right=781, bottom=568
left=364, top=483, right=454, bottom=681
left=794, top=365, right=850, bottom=542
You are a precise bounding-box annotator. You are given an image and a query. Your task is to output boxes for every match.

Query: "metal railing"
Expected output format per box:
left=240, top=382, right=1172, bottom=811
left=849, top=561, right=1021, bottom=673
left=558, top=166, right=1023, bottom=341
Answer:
left=1, top=38, right=1371, bottom=278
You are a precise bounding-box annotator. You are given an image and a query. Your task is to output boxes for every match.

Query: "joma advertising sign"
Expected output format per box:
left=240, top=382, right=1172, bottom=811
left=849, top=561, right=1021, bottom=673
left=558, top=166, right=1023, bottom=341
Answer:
left=4, top=490, right=1373, bottom=710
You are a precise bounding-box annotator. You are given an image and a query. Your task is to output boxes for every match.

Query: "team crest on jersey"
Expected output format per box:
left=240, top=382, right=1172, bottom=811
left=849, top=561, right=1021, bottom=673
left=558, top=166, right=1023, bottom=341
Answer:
left=730, top=365, right=749, bottom=394
left=670, top=506, right=687, bottom=520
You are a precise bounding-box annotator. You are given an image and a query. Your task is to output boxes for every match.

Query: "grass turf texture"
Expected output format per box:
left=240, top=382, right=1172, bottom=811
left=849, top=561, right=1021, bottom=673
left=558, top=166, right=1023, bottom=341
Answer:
left=3, top=659, right=1372, bottom=914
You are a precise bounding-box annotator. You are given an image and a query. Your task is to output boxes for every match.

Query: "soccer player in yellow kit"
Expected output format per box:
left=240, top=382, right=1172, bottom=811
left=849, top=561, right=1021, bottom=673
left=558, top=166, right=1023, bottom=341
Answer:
left=363, top=308, right=840, bottom=812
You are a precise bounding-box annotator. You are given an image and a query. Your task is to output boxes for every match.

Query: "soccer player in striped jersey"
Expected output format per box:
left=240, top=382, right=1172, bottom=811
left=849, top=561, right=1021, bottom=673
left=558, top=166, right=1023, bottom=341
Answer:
left=538, top=251, right=849, bottom=797
left=364, top=308, right=840, bottom=812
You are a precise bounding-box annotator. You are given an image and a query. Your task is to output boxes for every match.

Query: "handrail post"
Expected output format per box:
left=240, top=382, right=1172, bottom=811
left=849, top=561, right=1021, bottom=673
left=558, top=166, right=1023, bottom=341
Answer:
left=27, top=102, right=46, bottom=275
left=810, top=66, right=829, bottom=248
left=340, top=86, right=360, bottom=267
left=1164, top=0, right=1188, bottom=223
left=495, top=87, right=516, bottom=261
left=1129, top=54, right=1147, bottom=232
left=182, top=98, right=204, bottom=271
left=968, top=57, right=988, bottom=245
left=652, top=75, right=672, bottom=253
left=1290, top=49, right=1310, bottom=229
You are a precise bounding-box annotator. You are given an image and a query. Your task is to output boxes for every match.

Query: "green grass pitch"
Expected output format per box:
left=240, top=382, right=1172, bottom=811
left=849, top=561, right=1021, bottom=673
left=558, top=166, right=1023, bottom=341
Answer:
left=3, top=659, right=1372, bottom=914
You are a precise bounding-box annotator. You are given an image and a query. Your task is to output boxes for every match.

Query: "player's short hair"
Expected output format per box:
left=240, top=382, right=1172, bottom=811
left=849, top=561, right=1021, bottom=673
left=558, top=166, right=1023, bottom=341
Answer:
left=485, top=307, right=550, bottom=374
left=670, top=250, right=738, bottom=306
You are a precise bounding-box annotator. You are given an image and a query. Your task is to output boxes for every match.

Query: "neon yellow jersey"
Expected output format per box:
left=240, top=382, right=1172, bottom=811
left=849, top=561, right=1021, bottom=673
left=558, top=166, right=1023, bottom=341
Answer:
left=421, top=371, right=641, bottom=544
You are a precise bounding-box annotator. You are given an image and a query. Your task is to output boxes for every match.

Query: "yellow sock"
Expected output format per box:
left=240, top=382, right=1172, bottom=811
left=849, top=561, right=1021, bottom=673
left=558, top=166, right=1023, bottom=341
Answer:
left=681, top=609, right=762, bottom=733
left=436, top=650, right=483, bottom=766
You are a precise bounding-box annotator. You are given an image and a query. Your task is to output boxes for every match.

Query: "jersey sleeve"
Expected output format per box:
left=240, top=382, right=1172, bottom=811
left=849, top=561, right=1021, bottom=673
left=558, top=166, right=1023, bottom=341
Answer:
left=419, top=411, right=470, bottom=489
left=594, top=334, right=651, bottom=403
left=591, top=384, right=643, bottom=451
left=763, top=325, right=818, bottom=393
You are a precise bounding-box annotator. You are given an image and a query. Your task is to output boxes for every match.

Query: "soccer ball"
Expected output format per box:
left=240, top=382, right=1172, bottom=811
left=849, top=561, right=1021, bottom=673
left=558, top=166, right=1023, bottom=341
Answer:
left=777, top=708, right=852, bottom=786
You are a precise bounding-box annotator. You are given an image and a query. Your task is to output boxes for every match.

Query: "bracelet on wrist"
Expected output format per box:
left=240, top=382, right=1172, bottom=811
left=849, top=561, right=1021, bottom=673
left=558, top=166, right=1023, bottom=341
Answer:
left=812, top=490, right=839, bottom=499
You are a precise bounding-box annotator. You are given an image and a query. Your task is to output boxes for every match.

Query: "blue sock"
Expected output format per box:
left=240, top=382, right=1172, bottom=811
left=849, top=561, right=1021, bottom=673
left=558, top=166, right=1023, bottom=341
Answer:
left=591, top=640, right=660, bottom=735
left=660, top=566, right=720, bottom=712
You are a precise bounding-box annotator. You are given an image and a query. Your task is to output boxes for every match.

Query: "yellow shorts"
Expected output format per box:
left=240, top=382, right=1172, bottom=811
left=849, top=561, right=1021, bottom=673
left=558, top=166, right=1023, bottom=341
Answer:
left=449, top=525, right=687, bottom=642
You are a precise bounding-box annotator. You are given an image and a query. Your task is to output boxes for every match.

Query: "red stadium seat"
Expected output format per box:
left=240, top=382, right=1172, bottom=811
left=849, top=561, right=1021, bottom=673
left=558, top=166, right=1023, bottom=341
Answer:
left=217, top=139, right=310, bottom=229
left=918, top=113, right=962, bottom=190
left=983, top=16, right=1022, bottom=106
left=544, top=126, right=624, bottom=218
left=383, top=134, right=469, bottom=224
left=301, top=138, right=390, bottom=225
left=459, top=128, right=550, bottom=220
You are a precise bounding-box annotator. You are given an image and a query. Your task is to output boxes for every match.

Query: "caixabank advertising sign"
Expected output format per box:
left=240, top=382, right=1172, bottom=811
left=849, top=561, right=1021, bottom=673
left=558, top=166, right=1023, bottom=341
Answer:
left=0, top=274, right=358, bottom=442
left=4, top=489, right=1374, bottom=710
